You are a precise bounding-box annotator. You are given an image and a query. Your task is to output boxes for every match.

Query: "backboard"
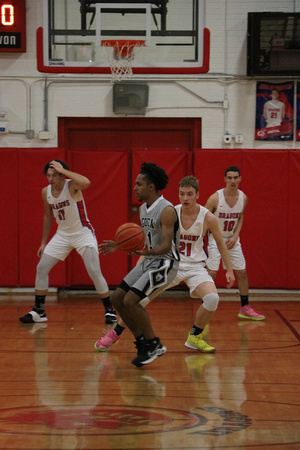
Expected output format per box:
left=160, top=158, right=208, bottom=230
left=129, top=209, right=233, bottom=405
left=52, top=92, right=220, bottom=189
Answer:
left=37, top=0, right=210, bottom=76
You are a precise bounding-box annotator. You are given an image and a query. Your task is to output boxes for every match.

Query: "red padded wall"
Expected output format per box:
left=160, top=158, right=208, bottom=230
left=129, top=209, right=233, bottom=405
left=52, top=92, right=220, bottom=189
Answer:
left=66, top=150, right=129, bottom=286
left=241, top=150, right=289, bottom=288
left=0, top=149, right=18, bottom=285
left=18, top=149, right=66, bottom=286
left=0, top=147, right=299, bottom=289
left=288, top=151, right=300, bottom=288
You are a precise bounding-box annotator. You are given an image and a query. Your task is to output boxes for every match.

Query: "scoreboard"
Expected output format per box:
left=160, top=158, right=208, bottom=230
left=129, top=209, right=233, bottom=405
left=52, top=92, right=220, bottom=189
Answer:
left=0, top=0, right=26, bottom=52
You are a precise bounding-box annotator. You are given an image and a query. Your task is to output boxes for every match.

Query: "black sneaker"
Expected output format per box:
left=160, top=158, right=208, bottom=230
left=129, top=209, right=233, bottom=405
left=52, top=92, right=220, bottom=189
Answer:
left=104, top=308, right=117, bottom=324
left=19, top=306, right=48, bottom=324
left=132, top=338, right=166, bottom=367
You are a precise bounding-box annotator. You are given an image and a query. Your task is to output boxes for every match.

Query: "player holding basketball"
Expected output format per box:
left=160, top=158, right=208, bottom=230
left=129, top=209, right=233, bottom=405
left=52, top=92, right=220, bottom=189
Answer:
left=96, top=162, right=180, bottom=367
left=19, top=159, right=116, bottom=325
left=205, top=166, right=265, bottom=321
left=263, top=88, right=285, bottom=128
left=95, top=175, right=235, bottom=354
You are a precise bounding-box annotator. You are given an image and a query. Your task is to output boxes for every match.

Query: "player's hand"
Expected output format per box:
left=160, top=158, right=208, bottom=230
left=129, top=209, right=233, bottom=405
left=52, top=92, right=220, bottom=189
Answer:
left=131, top=243, right=148, bottom=256
left=226, top=236, right=237, bottom=250
left=49, top=160, right=64, bottom=173
left=37, top=244, right=45, bottom=258
left=99, top=240, right=118, bottom=255
left=225, top=271, right=235, bottom=289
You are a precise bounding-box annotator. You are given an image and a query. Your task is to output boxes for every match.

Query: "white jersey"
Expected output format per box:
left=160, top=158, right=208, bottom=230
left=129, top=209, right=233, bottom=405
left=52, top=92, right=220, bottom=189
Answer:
left=46, top=179, right=94, bottom=236
left=265, top=99, right=284, bottom=127
left=176, top=204, right=208, bottom=269
left=212, top=188, right=244, bottom=239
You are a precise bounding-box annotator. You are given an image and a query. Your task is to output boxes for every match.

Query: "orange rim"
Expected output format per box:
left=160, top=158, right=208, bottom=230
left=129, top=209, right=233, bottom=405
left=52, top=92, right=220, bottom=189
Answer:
left=101, top=39, right=145, bottom=57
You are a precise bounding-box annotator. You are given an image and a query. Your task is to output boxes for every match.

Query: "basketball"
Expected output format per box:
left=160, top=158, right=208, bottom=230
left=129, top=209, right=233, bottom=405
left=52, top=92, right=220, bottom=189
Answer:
left=115, top=223, right=145, bottom=252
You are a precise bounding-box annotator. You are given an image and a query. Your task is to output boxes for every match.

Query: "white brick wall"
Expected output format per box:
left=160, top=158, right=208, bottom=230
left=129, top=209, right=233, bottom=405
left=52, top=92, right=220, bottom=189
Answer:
left=0, top=0, right=299, bottom=149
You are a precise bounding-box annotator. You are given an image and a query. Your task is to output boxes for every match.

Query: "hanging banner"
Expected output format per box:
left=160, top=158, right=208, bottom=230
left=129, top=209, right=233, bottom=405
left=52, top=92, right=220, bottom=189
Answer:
left=255, top=81, right=294, bottom=141
left=296, top=82, right=300, bottom=141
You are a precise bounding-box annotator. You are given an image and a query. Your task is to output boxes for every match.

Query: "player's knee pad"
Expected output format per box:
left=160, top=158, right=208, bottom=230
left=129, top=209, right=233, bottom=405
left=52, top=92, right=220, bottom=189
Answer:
left=202, top=293, right=219, bottom=312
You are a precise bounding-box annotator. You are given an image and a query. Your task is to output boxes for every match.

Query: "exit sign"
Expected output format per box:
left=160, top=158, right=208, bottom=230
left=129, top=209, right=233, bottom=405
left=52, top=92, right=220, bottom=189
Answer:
left=0, top=0, right=26, bottom=52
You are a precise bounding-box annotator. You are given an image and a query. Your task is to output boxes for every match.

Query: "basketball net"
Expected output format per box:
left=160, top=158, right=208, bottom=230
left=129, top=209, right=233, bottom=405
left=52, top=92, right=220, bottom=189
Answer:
left=101, top=40, right=145, bottom=82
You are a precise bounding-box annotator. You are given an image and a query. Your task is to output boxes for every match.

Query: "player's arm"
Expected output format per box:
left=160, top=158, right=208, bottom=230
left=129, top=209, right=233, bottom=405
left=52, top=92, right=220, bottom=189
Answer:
left=49, top=160, right=91, bottom=193
left=204, top=212, right=235, bottom=288
left=205, top=192, right=218, bottom=214
left=136, top=206, right=177, bottom=257
left=226, top=194, right=248, bottom=249
left=38, top=187, right=54, bottom=257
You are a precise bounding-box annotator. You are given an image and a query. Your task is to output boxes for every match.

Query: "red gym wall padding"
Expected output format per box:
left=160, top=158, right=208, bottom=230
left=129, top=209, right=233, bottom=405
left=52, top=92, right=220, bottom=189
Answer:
left=0, top=149, right=18, bottom=285
left=0, top=147, right=299, bottom=289
left=241, top=150, right=289, bottom=288
left=288, top=151, right=300, bottom=288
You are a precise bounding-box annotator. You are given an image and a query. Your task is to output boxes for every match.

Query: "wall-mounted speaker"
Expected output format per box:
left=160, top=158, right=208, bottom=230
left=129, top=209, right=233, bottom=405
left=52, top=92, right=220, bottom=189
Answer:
left=113, top=82, right=149, bottom=115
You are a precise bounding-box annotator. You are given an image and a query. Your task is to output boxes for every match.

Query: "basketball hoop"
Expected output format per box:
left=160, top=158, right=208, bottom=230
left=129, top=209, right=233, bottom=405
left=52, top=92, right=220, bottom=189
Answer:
left=101, top=40, right=145, bottom=82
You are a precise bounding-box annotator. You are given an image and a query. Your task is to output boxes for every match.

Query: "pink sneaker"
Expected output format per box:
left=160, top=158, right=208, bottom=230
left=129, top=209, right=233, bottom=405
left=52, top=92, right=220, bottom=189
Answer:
left=238, top=305, right=265, bottom=321
left=94, top=326, right=120, bottom=352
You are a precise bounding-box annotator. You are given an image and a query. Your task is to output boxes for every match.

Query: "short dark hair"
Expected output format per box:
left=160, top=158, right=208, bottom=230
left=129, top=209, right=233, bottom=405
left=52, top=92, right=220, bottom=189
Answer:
left=140, top=162, right=169, bottom=191
left=178, top=175, right=199, bottom=193
left=43, top=159, right=70, bottom=175
left=225, top=166, right=240, bottom=176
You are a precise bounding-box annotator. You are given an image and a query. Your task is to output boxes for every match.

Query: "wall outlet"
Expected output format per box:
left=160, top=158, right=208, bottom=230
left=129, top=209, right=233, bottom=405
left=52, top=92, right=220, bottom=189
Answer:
left=223, top=134, right=232, bottom=144
left=235, top=134, right=244, bottom=144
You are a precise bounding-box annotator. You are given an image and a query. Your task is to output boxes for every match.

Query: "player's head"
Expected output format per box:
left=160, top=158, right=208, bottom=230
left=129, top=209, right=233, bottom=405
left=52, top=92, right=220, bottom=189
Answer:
left=225, top=166, right=241, bottom=188
left=178, top=176, right=199, bottom=206
left=178, top=175, right=199, bottom=193
left=225, top=166, right=240, bottom=177
left=43, top=159, right=70, bottom=175
left=271, top=88, right=279, bottom=99
left=139, top=162, right=169, bottom=192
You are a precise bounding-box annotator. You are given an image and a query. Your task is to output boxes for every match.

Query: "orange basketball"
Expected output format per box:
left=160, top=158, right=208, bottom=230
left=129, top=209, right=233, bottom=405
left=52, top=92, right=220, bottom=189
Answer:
left=115, top=223, right=145, bottom=252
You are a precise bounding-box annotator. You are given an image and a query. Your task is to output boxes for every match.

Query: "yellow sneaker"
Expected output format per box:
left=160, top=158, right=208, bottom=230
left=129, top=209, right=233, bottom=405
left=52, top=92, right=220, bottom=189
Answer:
left=185, top=332, right=216, bottom=353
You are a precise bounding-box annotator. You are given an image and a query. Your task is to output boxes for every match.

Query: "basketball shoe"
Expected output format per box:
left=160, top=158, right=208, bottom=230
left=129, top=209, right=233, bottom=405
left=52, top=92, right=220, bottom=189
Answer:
left=104, top=308, right=117, bottom=324
left=19, top=306, right=47, bottom=324
left=132, top=338, right=166, bottom=367
left=238, top=305, right=265, bottom=321
left=185, top=332, right=216, bottom=353
left=94, top=326, right=120, bottom=352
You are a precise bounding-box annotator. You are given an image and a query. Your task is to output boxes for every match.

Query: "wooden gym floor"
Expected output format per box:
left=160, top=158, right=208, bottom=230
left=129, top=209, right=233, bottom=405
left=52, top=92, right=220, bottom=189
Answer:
left=0, top=290, right=300, bottom=449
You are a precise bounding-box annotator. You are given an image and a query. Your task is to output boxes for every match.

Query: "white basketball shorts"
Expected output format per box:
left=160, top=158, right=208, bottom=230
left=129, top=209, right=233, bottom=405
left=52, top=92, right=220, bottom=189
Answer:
left=167, top=261, right=214, bottom=298
left=206, top=236, right=246, bottom=271
left=43, top=228, right=98, bottom=261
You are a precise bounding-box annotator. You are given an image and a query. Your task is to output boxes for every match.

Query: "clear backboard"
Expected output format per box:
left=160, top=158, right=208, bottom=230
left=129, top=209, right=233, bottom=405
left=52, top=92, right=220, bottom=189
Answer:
left=37, top=0, right=210, bottom=76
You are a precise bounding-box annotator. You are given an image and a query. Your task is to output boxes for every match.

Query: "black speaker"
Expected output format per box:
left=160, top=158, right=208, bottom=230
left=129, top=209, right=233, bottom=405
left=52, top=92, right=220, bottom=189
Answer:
left=113, top=82, right=149, bottom=115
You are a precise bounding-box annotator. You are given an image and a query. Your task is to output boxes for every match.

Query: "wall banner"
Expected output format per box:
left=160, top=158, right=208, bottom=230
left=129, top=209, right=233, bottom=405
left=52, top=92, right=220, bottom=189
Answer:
left=297, top=82, right=300, bottom=141
left=255, top=81, right=294, bottom=141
